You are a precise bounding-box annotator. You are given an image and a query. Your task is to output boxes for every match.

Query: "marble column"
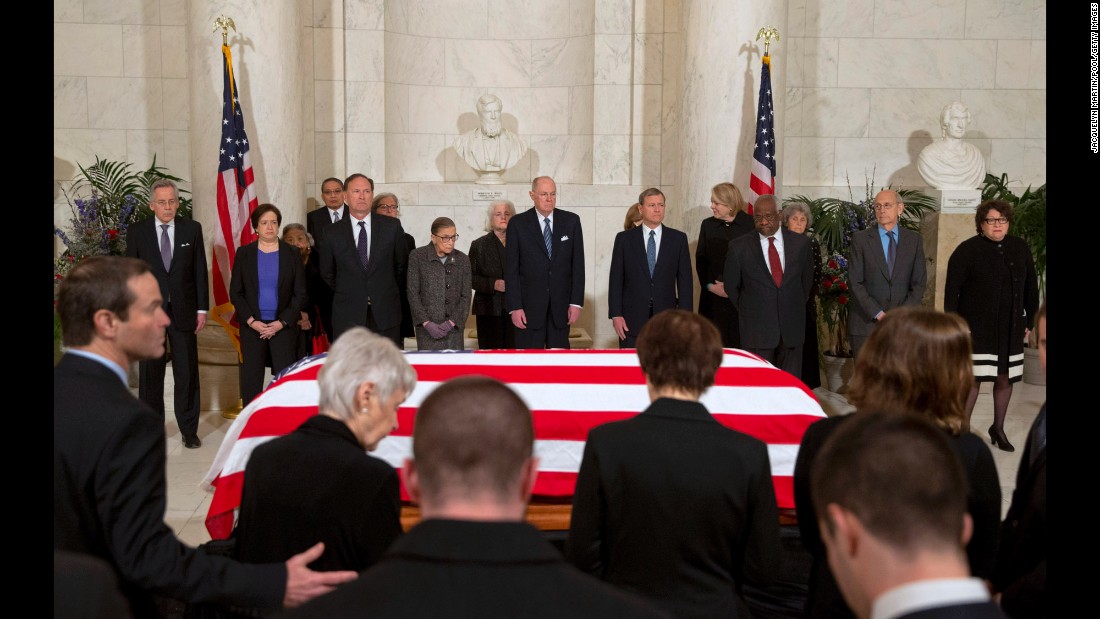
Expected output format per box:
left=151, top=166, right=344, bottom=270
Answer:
left=674, top=0, right=786, bottom=219
left=188, top=0, right=307, bottom=234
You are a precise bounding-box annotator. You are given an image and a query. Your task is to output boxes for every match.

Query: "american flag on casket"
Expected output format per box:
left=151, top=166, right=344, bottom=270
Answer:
left=201, top=349, right=827, bottom=539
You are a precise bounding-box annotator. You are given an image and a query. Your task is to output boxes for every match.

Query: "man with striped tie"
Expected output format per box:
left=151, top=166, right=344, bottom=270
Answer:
left=504, top=176, right=585, bottom=349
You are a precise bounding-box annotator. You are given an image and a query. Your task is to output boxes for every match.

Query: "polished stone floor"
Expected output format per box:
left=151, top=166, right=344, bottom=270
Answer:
left=156, top=369, right=1046, bottom=549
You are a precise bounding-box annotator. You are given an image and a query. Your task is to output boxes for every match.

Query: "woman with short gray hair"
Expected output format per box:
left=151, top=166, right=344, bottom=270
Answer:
left=235, top=327, right=417, bottom=572
left=469, top=199, right=517, bottom=349
left=782, top=201, right=823, bottom=389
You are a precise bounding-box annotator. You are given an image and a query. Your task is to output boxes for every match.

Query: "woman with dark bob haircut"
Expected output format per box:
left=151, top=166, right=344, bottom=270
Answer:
left=945, top=198, right=1039, bottom=452
left=230, top=203, right=307, bottom=405
left=793, top=306, right=1001, bottom=618
left=568, top=310, right=781, bottom=617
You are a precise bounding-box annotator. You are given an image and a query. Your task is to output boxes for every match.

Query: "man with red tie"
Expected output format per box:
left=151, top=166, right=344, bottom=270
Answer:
left=722, top=194, right=813, bottom=377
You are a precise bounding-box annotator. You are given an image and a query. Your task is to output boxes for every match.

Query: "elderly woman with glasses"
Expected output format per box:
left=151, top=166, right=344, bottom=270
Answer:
left=469, top=199, right=517, bottom=349
left=781, top=202, right=823, bottom=389
left=944, top=199, right=1039, bottom=451
left=407, top=217, right=472, bottom=350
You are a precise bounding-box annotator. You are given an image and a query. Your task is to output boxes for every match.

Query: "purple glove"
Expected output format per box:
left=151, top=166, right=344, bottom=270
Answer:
left=423, top=321, right=450, bottom=339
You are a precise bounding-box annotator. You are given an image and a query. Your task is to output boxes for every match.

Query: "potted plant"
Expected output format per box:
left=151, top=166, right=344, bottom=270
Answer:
left=786, top=176, right=935, bottom=391
left=980, top=172, right=1046, bottom=384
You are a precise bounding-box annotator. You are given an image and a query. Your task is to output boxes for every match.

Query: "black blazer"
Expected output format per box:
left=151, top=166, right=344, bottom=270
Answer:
left=282, top=519, right=670, bottom=619
left=318, top=213, right=409, bottom=337
left=54, top=354, right=284, bottom=616
left=696, top=212, right=754, bottom=315
left=236, top=415, right=402, bottom=572
left=125, top=216, right=209, bottom=331
left=723, top=228, right=813, bottom=349
left=607, top=225, right=693, bottom=329
left=229, top=240, right=307, bottom=327
left=306, top=205, right=348, bottom=251
left=504, top=207, right=585, bottom=330
left=847, top=225, right=927, bottom=337
left=469, top=231, right=508, bottom=316
left=567, top=398, right=781, bottom=619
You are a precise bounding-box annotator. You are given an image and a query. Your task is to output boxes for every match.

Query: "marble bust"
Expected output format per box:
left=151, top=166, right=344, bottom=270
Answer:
left=917, top=101, right=986, bottom=190
left=454, top=93, right=528, bottom=184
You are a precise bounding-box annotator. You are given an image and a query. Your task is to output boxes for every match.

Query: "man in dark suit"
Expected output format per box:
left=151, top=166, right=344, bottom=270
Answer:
left=125, top=178, right=208, bottom=448
left=504, top=175, right=585, bottom=349
left=812, top=411, right=1007, bottom=619
left=992, top=301, right=1046, bottom=617
left=318, top=173, right=408, bottom=347
left=306, top=177, right=347, bottom=340
left=54, top=256, right=357, bottom=617
left=608, top=187, right=692, bottom=348
left=847, top=189, right=927, bottom=358
left=284, top=376, right=667, bottom=619
left=723, top=194, right=813, bottom=377
left=567, top=311, right=780, bottom=618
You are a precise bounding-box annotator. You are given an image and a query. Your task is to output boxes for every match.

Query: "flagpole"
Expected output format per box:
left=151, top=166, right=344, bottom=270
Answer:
left=747, top=26, right=780, bottom=216
left=213, top=15, right=245, bottom=420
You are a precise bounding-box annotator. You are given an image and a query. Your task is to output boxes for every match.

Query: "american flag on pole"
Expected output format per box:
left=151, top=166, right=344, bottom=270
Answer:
left=747, top=54, right=777, bottom=216
left=209, top=44, right=258, bottom=355
left=201, top=349, right=826, bottom=540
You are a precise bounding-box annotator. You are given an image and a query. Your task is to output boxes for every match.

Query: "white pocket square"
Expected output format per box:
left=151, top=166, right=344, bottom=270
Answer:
left=181, top=242, right=191, bottom=247
left=560, top=235, right=569, bottom=242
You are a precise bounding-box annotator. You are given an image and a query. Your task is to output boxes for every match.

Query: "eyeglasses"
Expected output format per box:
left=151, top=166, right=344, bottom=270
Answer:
left=983, top=217, right=1008, bottom=225
left=536, top=192, right=557, bottom=199
left=872, top=203, right=898, bottom=211
left=154, top=199, right=179, bottom=207
left=433, top=234, right=459, bottom=242
left=752, top=213, right=778, bottom=221
left=322, top=189, right=343, bottom=196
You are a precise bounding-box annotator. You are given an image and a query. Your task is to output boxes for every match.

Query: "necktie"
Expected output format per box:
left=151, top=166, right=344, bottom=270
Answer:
left=543, top=217, right=553, bottom=259
left=647, top=230, right=657, bottom=277
left=768, top=236, right=783, bottom=288
left=160, top=224, right=172, bottom=271
left=887, top=229, right=897, bottom=277
left=332, top=210, right=340, bottom=224
left=357, top=221, right=369, bottom=269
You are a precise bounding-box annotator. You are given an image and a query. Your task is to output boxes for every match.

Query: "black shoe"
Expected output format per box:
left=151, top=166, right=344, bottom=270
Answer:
left=988, top=425, right=1014, bottom=452
left=183, top=435, right=202, bottom=449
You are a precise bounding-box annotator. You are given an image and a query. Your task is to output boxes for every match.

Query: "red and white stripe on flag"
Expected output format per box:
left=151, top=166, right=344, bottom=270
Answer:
left=747, top=54, right=777, bottom=215
left=201, top=349, right=827, bottom=540
left=210, top=44, right=257, bottom=350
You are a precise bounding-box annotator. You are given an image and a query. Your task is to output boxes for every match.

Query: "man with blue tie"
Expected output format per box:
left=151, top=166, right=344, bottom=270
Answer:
left=847, top=190, right=927, bottom=359
left=504, top=176, right=585, bottom=349
left=125, top=179, right=208, bottom=449
left=318, top=174, right=408, bottom=347
left=608, top=188, right=692, bottom=348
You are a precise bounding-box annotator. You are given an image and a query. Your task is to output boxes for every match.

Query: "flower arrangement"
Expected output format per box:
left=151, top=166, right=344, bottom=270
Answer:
left=786, top=171, right=935, bottom=357
left=53, top=156, right=193, bottom=342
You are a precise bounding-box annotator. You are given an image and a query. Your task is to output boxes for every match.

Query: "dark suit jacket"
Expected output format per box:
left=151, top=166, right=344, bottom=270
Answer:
left=282, top=519, right=669, bottom=619
left=993, top=403, right=1046, bottom=618
left=54, top=550, right=133, bottom=619
left=723, top=228, right=813, bottom=349
left=567, top=398, right=781, bottom=619
left=607, top=224, right=693, bottom=333
left=318, top=213, right=408, bottom=337
left=469, top=231, right=508, bottom=316
left=125, top=216, right=209, bottom=330
left=306, top=205, right=348, bottom=251
left=54, top=354, right=284, bottom=616
left=229, top=241, right=307, bottom=327
left=236, top=415, right=402, bottom=572
left=504, top=207, right=585, bottom=330
left=847, top=225, right=927, bottom=337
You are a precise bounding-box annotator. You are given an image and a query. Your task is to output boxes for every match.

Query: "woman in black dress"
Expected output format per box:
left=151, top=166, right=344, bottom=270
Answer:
left=782, top=202, right=822, bottom=389
left=793, top=307, right=1001, bottom=618
left=944, top=199, right=1040, bottom=451
left=469, top=199, right=516, bottom=349
left=695, top=182, right=755, bottom=348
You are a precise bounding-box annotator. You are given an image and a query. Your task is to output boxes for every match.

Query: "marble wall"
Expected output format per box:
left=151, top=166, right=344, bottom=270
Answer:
left=55, top=0, right=1047, bottom=348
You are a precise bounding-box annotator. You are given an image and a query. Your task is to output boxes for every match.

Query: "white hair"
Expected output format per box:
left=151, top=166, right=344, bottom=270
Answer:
left=317, top=328, right=417, bottom=420
left=484, top=199, right=516, bottom=232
